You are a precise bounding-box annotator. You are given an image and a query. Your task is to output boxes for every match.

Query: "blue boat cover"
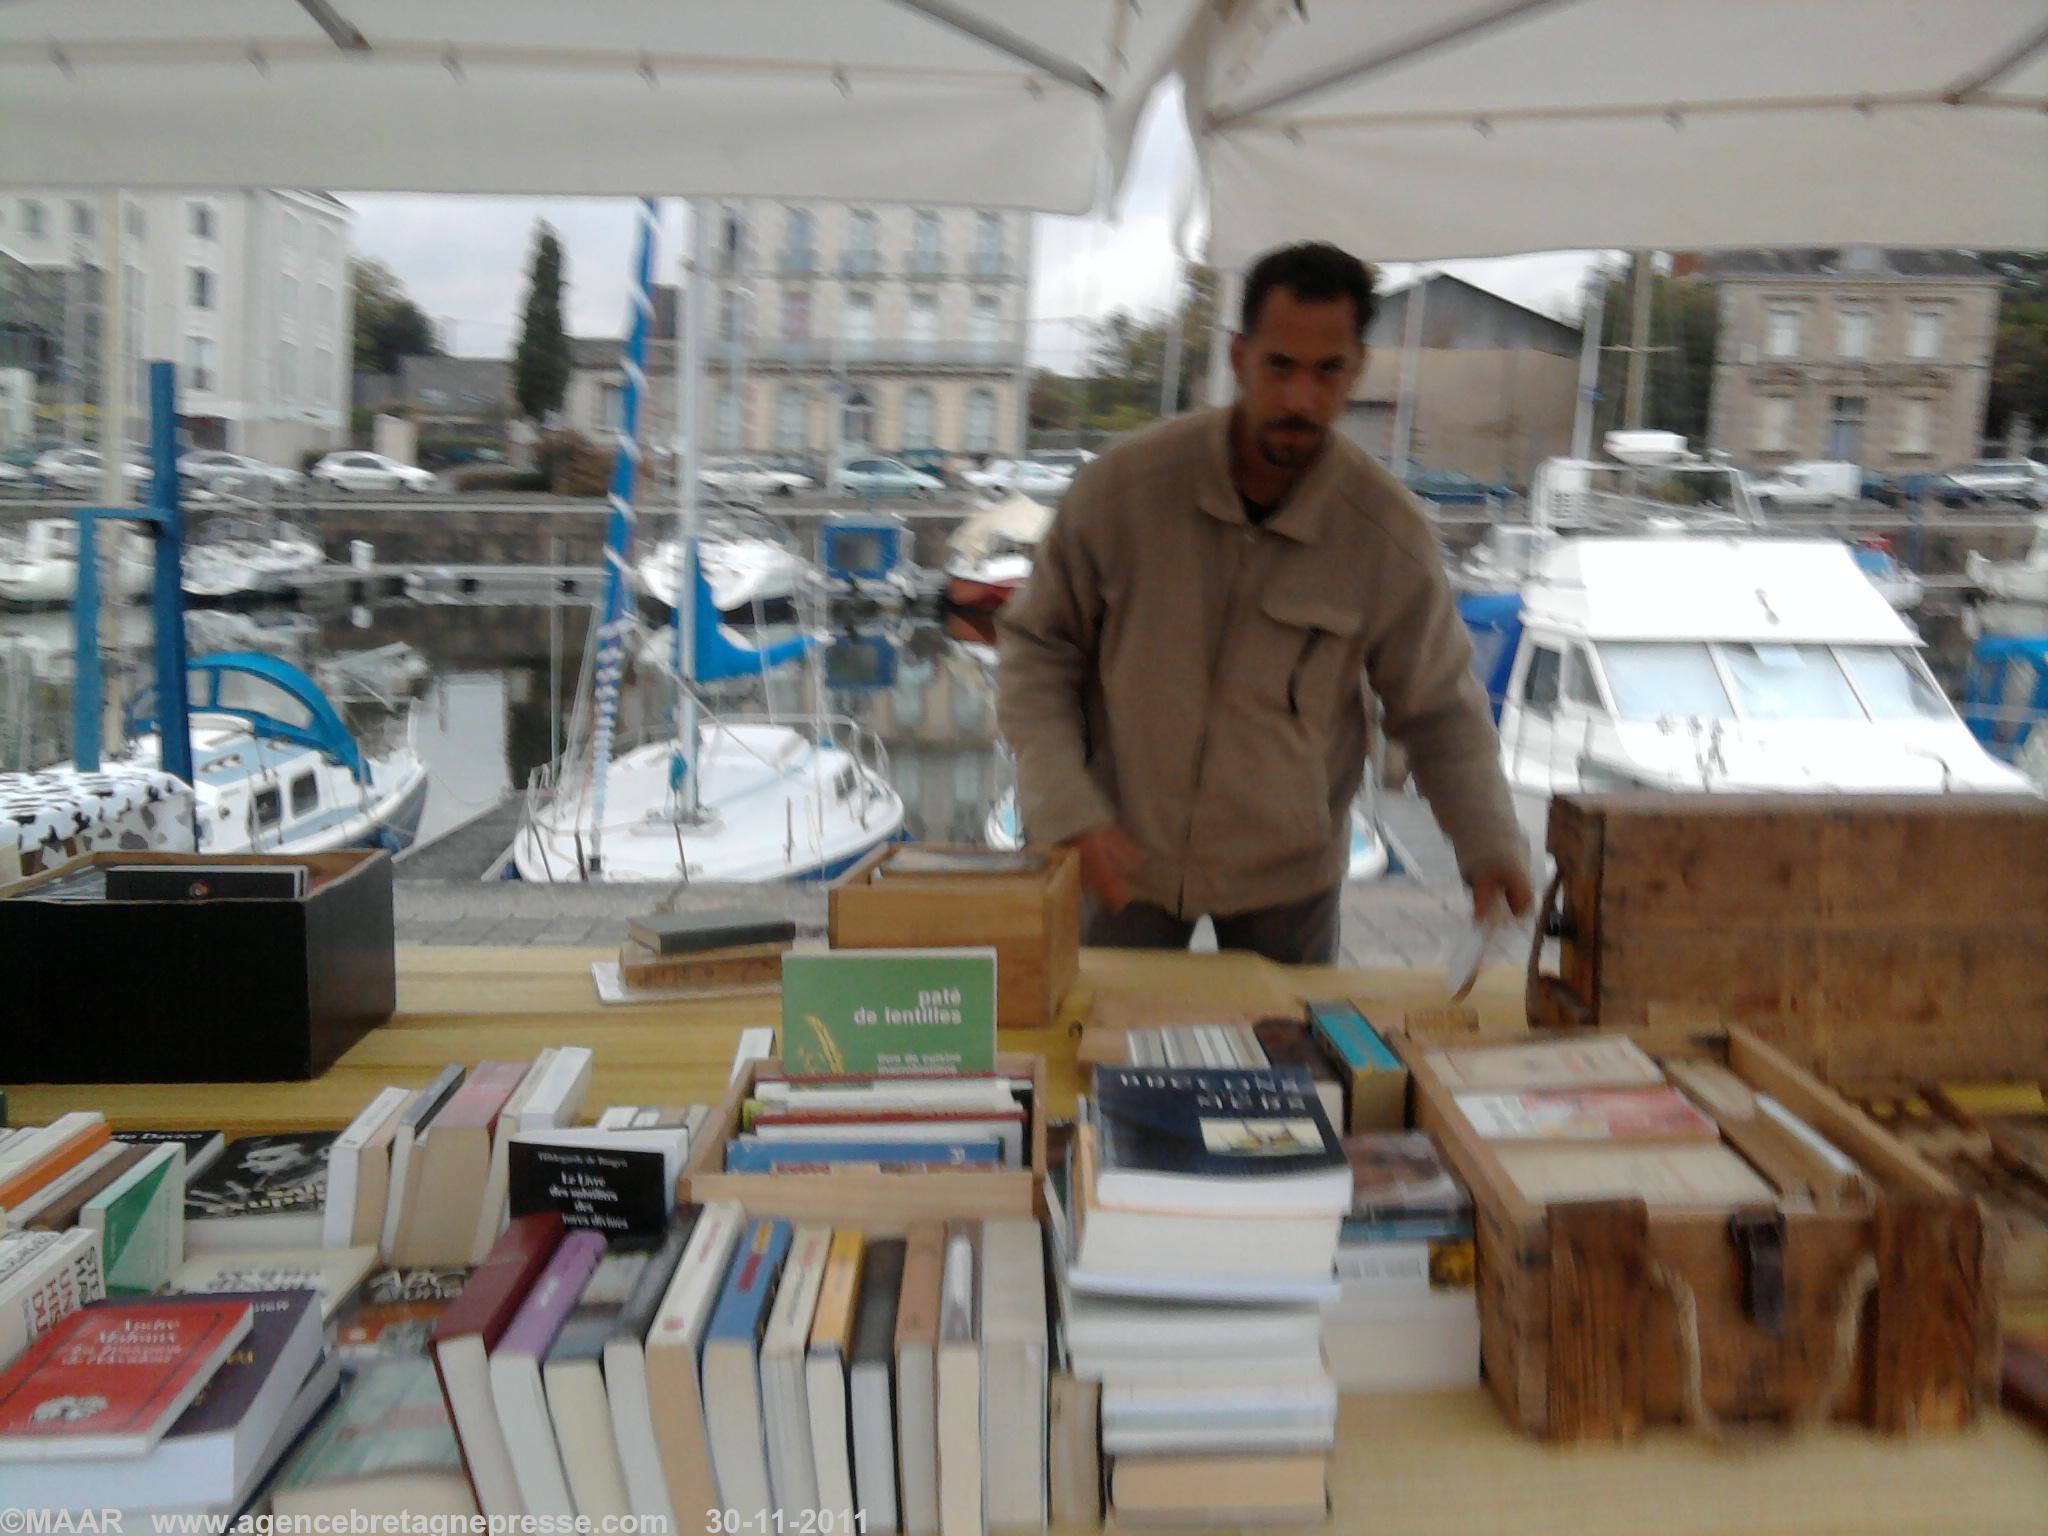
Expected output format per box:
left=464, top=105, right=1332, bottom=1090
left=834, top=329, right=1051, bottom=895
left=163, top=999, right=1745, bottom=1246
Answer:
left=1963, top=632, right=2048, bottom=758
left=1456, top=591, right=1525, bottom=722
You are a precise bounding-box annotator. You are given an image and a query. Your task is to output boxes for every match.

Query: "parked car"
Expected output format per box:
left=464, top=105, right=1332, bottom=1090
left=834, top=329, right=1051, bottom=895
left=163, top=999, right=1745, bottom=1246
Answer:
left=178, top=450, right=305, bottom=495
left=1746, top=459, right=1863, bottom=509
left=1404, top=467, right=1512, bottom=506
left=310, top=451, right=437, bottom=494
left=835, top=456, right=943, bottom=499
left=1949, top=458, right=2047, bottom=506
left=1029, top=448, right=1098, bottom=475
left=701, top=456, right=815, bottom=499
left=32, top=447, right=154, bottom=492
left=962, top=458, right=1073, bottom=497
left=1860, top=468, right=1897, bottom=503
left=1890, top=472, right=1989, bottom=509
left=0, top=459, right=25, bottom=486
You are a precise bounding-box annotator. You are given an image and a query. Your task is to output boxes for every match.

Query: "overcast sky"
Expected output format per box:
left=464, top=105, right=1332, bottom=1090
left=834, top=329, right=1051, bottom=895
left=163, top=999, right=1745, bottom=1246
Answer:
left=344, top=85, right=1610, bottom=372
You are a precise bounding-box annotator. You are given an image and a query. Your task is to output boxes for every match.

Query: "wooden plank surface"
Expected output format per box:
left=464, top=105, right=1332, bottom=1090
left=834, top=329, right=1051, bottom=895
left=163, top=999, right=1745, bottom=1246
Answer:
left=1871, top=1200, right=1993, bottom=1431
left=1549, top=1200, right=1651, bottom=1442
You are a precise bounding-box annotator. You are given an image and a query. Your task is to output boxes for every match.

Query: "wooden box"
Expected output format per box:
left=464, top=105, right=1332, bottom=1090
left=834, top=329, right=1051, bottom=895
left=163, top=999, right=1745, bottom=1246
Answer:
left=679, top=1052, right=1048, bottom=1228
left=5, top=849, right=396, bottom=1082
left=1404, top=1023, right=1999, bottom=1442
left=828, top=843, right=1081, bottom=1030
left=1527, top=793, right=2048, bottom=1082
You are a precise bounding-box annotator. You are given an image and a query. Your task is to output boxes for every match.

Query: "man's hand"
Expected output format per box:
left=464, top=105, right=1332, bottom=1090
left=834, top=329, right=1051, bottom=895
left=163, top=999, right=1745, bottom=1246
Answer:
left=1068, top=824, right=1143, bottom=913
left=1471, top=862, right=1534, bottom=923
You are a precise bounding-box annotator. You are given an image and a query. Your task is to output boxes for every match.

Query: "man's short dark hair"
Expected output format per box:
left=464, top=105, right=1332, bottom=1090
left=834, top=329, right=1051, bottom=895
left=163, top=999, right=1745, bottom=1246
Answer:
left=1240, top=243, right=1376, bottom=339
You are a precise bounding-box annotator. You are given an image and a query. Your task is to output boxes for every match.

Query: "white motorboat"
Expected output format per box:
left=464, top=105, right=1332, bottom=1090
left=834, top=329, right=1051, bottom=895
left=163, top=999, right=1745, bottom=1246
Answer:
left=182, top=518, right=325, bottom=600
left=1485, top=535, right=2035, bottom=859
left=636, top=516, right=822, bottom=622
left=0, top=519, right=152, bottom=606
left=944, top=491, right=1053, bottom=612
left=1850, top=541, right=1926, bottom=612
left=1966, top=514, right=2048, bottom=614
left=99, top=652, right=430, bottom=855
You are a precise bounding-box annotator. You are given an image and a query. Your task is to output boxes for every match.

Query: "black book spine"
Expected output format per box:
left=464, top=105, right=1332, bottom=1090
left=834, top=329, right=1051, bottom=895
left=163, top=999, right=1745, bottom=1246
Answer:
left=850, top=1240, right=907, bottom=1368
left=609, top=1205, right=702, bottom=1347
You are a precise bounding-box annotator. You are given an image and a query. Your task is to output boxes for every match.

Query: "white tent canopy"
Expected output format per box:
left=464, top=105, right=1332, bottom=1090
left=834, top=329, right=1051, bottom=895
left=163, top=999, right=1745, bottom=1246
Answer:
left=1178, top=0, right=2048, bottom=267
left=0, top=0, right=1192, bottom=211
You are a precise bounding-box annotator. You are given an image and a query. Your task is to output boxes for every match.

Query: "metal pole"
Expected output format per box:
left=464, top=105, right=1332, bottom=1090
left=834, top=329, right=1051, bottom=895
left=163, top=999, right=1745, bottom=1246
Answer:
left=99, top=195, right=130, bottom=757
left=63, top=238, right=84, bottom=450
left=1624, top=250, right=1653, bottom=430
left=1390, top=272, right=1429, bottom=478
left=1158, top=268, right=1185, bottom=419
left=1571, top=267, right=1606, bottom=460
left=1010, top=215, right=1033, bottom=455
left=676, top=200, right=709, bottom=821
left=584, top=197, right=661, bottom=874
left=71, top=511, right=102, bottom=771
left=146, top=361, right=194, bottom=790
left=1207, top=267, right=1241, bottom=408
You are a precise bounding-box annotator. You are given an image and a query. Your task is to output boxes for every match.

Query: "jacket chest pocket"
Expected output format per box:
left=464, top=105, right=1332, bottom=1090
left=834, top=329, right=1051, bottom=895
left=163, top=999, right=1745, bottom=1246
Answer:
left=1261, top=593, right=1365, bottom=719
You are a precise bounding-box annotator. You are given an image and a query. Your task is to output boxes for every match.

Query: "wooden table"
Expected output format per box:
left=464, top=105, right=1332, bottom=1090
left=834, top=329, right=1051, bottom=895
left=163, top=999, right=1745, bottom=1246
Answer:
left=13, top=947, right=2047, bottom=1535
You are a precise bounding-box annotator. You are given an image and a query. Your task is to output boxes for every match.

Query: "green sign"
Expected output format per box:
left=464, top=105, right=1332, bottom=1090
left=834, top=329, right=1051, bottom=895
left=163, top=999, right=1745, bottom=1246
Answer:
left=780, top=948, right=998, bottom=1077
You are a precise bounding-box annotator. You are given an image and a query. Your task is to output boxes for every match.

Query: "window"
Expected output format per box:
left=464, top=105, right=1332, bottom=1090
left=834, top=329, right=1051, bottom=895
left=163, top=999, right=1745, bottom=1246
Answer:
left=846, top=210, right=879, bottom=275
left=71, top=200, right=95, bottom=239
left=183, top=335, right=218, bottom=393
left=1837, top=646, right=1949, bottom=722
left=318, top=226, right=336, bottom=265
left=313, top=347, right=334, bottom=405
left=784, top=286, right=811, bottom=342
left=1755, top=396, right=1791, bottom=452
left=289, top=773, right=320, bottom=820
left=902, top=387, right=935, bottom=450
left=124, top=202, right=145, bottom=241
left=1897, top=398, right=1933, bottom=455
left=280, top=274, right=300, bottom=327
left=720, top=290, right=744, bottom=343
left=1828, top=394, right=1866, bottom=461
left=844, top=292, right=876, bottom=359
left=842, top=388, right=874, bottom=446
left=776, top=386, right=807, bottom=451
left=282, top=212, right=302, bottom=252
left=187, top=201, right=216, bottom=240
left=1765, top=306, right=1801, bottom=358
left=1520, top=645, right=1562, bottom=714
left=21, top=200, right=45, bottom=237
left=318, top=284, right=337, bottom=341
left=974, top=212, right=1003, bottom=275
left=715, top=389, right=742, bottom=450
left=1720, top=643, right=1864, bottom=721
left=912, top=210, right=942, bottom=274
left=279, top=339, right=299, bottom=401
left=784, top=208, right=814, bottom=271
left=601, top=382, right=623, bottom=432
left=971, top=295, right=1001, bottom=359
left=1908, top=309, right=1942, bottom=361
left=253, top=786, right=282, bottom=830
left=1563, top=648, right=1604, bottom=711
left=909, top=293, right=939, bottom=357
left=965, top=388, right=997, bottom=453
left=1836, top=308, right=1871, bottom=360
left=188, top=266, right=215, bottom=311
left=1597, top=642, right=1735, bottom=720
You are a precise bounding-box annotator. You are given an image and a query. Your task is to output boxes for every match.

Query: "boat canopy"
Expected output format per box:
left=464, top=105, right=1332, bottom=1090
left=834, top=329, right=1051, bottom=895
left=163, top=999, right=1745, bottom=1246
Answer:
left=1455, top=591, right=1525, bottom=722
left=1964, top=634, right=2048, bottom=761
left=128, top=652, right=367, bottom=784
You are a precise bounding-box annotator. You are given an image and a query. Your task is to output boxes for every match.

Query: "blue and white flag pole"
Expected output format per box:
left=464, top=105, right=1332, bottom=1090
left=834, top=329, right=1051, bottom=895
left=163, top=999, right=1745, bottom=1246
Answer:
left=585, top=196, right=660, bottom=874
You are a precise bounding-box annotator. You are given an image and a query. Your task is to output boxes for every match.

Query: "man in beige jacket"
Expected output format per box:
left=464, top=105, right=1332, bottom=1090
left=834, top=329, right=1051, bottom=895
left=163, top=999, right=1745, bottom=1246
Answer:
left=996, top=242, right=1531, bottom=964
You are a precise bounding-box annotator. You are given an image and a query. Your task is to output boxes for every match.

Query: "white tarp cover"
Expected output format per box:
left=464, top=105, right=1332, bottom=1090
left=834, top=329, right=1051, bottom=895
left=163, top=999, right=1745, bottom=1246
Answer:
left=0, top=0, right=1192, bottom=211
left=1180, top=0, right=2048, bottom=265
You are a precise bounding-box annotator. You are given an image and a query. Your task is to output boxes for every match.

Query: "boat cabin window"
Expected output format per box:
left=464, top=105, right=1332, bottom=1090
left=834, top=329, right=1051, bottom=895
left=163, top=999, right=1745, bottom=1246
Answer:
left=1597, top=642, right=1736, bottom=720
left=1520, top=645, right=1562, bottom=715
left=253, top=785, right=282, bottom=829
left=1720, top=643, right=1865, bottom=721
left=289, top=772, right=319, bottom=820
left=1837, top=646, right=1951, bottom=722
left=1562, top=648, right=1605, bottom=711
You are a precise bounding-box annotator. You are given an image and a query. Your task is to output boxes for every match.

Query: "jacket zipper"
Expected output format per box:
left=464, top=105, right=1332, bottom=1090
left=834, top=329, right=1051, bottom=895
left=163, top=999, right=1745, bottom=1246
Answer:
left=1181, top=529, right=1254, bottom=915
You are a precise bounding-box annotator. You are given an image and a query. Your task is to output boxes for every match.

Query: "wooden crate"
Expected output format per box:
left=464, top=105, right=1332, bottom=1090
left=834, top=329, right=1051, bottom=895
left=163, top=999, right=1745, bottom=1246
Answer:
left=827, top=843, right=1081, bottom=1030
left=1527, top=794, right=2048, bottom=1083
left=678, top=1052, right=1048, bottom=1228
left=1403, top=1023, right=1999, bottom=1443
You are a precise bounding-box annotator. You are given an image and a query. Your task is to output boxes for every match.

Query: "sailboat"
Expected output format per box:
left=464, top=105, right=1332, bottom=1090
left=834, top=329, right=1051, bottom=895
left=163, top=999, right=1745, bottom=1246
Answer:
left=0, top=519, right=152, bottom=606
left=508, top=198, right=903, bottom=884
left=634, top=505, right=823, bottom=623
left=181, top=515, right=326, bottom=600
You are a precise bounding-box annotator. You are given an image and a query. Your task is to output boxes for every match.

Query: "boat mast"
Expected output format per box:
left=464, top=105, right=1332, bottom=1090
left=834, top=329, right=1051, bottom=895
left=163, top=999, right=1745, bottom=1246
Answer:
left=584, top=197, right=660, bottom=875
left=675, top=200, right=709, bottom=821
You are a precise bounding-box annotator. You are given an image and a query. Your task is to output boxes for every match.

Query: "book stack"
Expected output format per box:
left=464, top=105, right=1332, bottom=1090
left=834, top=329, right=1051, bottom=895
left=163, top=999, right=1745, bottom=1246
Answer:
left=430, top=1204, right=1049, bottom=1535
left=722, top=1068, right=1034, bottom=1173
left=1322, top=1133, right=1480, bottom=1392
left=1061, top=1067, right=1352, bottom=1528
left=0, top=1289, right=341, bottom=1519
left=3, top=1113, right=187, bottom=1298
left=596, top=909, right=798, bottom=1004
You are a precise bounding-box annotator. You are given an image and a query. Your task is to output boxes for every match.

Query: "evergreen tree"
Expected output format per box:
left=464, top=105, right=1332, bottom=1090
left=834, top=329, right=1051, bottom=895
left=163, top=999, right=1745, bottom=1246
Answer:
left=512, top=222, right=571, bottom=423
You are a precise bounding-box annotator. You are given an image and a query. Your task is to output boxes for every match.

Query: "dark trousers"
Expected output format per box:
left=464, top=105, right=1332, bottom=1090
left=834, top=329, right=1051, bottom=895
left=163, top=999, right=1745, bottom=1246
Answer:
left=1084, top=884, right=1341, bottom=966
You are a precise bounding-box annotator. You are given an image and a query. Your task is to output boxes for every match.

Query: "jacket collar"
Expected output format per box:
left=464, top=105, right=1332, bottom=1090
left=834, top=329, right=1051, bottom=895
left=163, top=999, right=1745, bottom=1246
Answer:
left=1197, top=406, right=1336, bottom=546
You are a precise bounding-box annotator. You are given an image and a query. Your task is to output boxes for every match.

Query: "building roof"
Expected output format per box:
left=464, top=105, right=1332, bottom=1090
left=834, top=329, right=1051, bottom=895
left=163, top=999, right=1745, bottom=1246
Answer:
left=1365, top=271, right=1582, bottom=359
left=1701, top=248, right=1998, bottom=281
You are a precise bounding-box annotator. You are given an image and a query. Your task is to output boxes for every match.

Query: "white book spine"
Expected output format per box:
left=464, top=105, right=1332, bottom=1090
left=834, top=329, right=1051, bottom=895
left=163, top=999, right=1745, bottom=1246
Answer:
left=517, top=1046, right=595, bottom=1134
left=0, top=1229, right=103, bottom=1367
left=322, top=1086, right=410, bottom=1250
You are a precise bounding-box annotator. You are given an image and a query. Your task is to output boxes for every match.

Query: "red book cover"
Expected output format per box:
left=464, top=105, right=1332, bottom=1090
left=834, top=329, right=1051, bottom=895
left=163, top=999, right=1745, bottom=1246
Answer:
left=0, top=1300, right=251, bottom=1460
left=428, top=1060, right=532, bottom=1133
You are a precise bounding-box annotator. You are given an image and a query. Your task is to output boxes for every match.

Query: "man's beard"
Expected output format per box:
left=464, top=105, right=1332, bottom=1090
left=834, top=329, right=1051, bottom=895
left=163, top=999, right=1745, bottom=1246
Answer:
left=1257, top=416, right=1324, bottom=469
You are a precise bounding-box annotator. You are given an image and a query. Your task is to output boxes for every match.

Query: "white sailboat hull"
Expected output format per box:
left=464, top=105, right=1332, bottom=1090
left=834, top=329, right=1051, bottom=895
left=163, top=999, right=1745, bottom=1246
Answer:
left=637, top=536, right=820, bottom=619
left=512, top=722, right=903, bottom=883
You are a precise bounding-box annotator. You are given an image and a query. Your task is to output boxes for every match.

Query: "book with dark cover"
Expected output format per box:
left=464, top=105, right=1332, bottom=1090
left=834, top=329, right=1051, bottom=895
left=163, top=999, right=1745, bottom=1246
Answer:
left=104, top=864, right=307, bottom=902
left=26, top=1143, right=148, bottom=1232
left=430, top=1217, right=563, bottom=1357
left=851, top=1240, right=906, bottom=1371
left=626, top=907, right=796, bottom=956
left=847, top=1239, right=906, bottom=1532
left=335, top=1268, right=472, bottom=1373
left=185, top=1134, right=336, bottom=1223
left=607, top=1209, right=700, bottom=1354
left=1343, top=1132, right=1471, bottom=1227
left=114, top=1130, right=225, bottom=1182
left=1093, top=1067, right=1347, bottom=1186
left=545, top=1245, right=661, bottom=1368
left=507, top=1140, right=673, bottom=1238
left=153, top=1288, right=323, bottom=1445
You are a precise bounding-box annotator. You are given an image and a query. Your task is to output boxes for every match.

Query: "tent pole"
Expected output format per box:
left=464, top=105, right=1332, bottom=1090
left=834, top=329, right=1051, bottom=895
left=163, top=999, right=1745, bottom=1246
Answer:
left=1571, top=266, right=1605, bottom=459
left=1390, top=272, right=1428, bottom=478
left=1624, top=250, right=1652, bottom=430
